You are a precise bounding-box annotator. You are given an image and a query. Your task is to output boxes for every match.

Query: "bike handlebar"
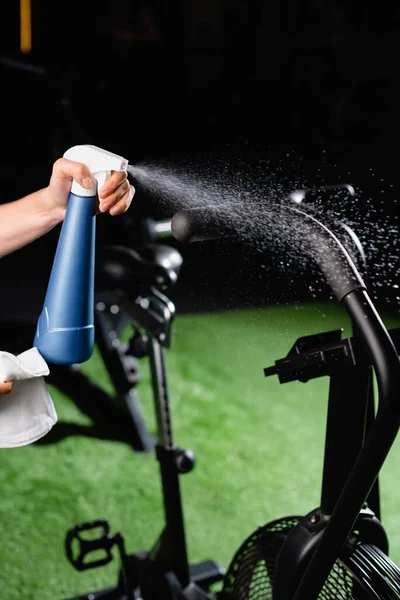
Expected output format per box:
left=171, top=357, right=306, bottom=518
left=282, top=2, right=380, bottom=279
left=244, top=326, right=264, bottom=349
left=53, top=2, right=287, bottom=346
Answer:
left=171, top=207, right=236, bottom=244
left=171, top=203, right=366, bottom=302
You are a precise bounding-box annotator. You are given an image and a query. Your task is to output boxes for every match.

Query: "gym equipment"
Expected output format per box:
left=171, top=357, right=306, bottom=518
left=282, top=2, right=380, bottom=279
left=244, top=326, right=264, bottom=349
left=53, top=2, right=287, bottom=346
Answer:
left=34, top=144, right=128, bottom=365
left=61, top=183, right=400, bottom=599
left=171, top=190, right=400, bottom=599
left=62, top=238, right=225, bottom=600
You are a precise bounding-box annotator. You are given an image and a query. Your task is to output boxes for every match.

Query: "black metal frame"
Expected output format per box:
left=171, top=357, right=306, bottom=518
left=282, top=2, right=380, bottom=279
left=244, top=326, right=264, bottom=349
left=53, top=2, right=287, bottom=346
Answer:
left=264, top=326, right=385, bottom=520
left=63, top=286, right=224, bottom=600
left=264, top=321, right=400, bottom=598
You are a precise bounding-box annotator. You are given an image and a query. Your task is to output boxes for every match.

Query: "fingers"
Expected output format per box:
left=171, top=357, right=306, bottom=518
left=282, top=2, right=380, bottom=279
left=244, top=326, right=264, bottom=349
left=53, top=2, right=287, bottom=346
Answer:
left=52, top=158, right=93, bottom=190
left=98, top=171, right=135, bottom=216
left=0, top=381, right=14, bottom=395
left=51, top=160, right=134, bottom=215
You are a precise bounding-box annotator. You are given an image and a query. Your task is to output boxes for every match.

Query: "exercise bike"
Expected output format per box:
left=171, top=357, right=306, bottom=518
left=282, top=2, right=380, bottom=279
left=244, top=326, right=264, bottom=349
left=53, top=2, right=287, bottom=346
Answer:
left=63, top=186, right=400, bottom=599
left=171, top=193, right=400, bottom=600
left=63, top=235, right=226, bottom=600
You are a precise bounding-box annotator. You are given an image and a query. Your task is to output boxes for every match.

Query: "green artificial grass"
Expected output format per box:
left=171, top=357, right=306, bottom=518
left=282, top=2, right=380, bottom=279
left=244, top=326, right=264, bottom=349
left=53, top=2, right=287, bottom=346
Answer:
left=1, top=301, right=400, bottom=599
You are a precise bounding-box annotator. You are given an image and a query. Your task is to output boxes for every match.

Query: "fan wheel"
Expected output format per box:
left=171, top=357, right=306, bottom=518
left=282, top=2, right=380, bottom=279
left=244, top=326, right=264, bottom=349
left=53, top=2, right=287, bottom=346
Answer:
left=220, top=517, right=300, bottom=600
left=219, top=516, right=400, bottom=600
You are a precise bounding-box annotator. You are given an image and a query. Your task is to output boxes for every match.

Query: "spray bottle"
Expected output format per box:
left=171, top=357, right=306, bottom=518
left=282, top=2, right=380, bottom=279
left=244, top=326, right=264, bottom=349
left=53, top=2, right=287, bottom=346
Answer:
left=34, top=144, right=128, bottom=365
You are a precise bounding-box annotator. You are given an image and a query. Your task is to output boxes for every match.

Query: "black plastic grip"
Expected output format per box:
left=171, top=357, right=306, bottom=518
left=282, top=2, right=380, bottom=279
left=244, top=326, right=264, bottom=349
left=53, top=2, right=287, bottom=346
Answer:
left=141, top=217, right=172, bottom=242
left=171, top=208, right=237, bottom=243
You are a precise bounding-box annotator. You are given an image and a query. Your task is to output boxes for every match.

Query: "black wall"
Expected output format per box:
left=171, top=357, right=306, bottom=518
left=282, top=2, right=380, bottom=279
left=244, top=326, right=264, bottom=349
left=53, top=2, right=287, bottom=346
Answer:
left=1, top=1, right=399, bottom=319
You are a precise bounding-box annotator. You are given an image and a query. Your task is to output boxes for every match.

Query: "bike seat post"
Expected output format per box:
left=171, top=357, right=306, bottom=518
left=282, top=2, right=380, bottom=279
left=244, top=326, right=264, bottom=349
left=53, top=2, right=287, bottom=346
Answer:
left=145, top=289, right=176, bottom=449
left=133, top=288, right=191, bottom=589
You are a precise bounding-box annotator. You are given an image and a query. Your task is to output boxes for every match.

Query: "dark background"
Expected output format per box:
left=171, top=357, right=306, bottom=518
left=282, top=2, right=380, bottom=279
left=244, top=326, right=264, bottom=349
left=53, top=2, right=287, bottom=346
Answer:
left=1, top=1, right=399, bottom=322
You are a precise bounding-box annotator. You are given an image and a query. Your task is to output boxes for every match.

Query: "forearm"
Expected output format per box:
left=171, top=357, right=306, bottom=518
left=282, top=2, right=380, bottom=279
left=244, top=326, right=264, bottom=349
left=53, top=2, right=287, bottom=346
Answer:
left=0, top=188, right=65, bottom=257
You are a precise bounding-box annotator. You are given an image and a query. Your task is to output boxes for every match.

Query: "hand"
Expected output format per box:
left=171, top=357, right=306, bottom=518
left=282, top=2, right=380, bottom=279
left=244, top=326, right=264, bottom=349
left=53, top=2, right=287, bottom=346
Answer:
left=0, top=381, right=14, bottom=395
left=43, top=157, right=135, bottom=217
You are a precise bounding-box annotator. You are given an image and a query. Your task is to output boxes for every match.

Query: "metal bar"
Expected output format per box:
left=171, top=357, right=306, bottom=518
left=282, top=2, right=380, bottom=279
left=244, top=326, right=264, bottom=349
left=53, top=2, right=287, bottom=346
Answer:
left=148, top=337, right=174, bottom=448
left=320, top=365, right=370, bottom=515
left=148, top=336, right=190, bottom=587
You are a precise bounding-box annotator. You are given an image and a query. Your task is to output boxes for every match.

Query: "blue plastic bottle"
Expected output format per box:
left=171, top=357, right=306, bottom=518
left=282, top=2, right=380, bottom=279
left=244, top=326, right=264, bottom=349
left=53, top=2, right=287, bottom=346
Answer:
left=34, top=145, right=128, bottom=365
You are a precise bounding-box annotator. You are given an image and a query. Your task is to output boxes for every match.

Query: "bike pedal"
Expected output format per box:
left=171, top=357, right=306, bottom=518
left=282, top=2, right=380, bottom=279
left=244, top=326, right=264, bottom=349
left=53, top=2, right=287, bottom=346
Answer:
left=65, top=519, right=125, bottom=572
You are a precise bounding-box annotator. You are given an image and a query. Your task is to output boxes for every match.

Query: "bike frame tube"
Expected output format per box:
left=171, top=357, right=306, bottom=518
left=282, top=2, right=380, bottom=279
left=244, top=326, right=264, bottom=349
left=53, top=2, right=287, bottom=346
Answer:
left=319, top=218, right=378, bottom=517
left=320, top=364, right=371, bottom=516
left=148, top=336, right=190, bottom=588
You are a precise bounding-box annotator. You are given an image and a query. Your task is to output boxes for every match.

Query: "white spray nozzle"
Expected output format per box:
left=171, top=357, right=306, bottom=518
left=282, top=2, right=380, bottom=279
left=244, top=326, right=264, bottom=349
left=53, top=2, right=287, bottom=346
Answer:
left=63, top=144, right=129, bottom=196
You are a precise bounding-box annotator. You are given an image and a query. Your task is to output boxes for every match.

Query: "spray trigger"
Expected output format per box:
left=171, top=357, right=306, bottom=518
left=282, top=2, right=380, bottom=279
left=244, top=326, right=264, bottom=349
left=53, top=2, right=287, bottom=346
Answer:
left=63, top=145, right=128, bottom=197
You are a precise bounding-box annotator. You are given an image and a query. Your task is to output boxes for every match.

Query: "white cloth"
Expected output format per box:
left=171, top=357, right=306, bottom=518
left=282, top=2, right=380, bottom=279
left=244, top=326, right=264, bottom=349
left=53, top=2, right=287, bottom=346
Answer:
left=0, top=347, right=57, bottom=448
